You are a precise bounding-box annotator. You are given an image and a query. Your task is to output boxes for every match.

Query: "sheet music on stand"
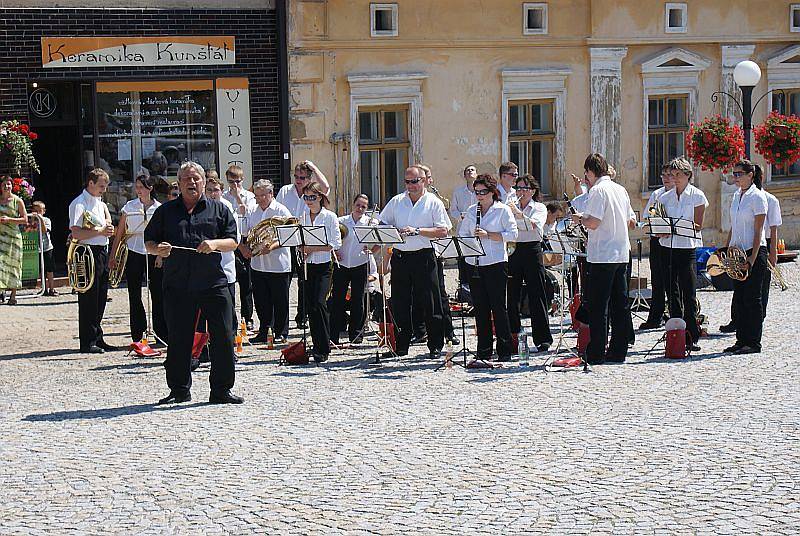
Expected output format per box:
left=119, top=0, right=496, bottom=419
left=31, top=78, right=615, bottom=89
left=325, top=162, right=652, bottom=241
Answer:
left=431, top=235, right=485, bottom=260
left=353, top=225, right=405, bottom=246
left=646, top=217, right=698, bottom=239
left=276, top=224, right=328, bottom=247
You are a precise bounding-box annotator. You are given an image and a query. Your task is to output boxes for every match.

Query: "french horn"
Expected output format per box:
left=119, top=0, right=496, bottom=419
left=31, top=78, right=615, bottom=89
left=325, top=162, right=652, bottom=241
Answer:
left=706, top=246, right=750, bottom=282
left=67, top=210, right=107, bottom=293
left=246, top=216, right=300, bottom=256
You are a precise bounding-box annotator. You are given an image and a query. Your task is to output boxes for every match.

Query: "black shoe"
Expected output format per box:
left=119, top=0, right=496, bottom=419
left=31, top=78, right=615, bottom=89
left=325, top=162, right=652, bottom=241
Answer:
left=586, top=356, right=606, bottom=365
left=410, top=334, right=428, bottom=345
left=249, top=334, right=268, bottom=344
left=537, top=343, right=550, bottom=353
left=276, top=336, right=288, bottom=345
left=246, top=320, right=254, bottom=332
left=312, top=352, right=329, bottom=363
left=157, top=392, right=192, bottom=405
left=82, top=345, right=104, bottom=354
left=428, top=349, right=442, bottom=360
left=96, top=340, right=120, bottom=352
left=448, top=336, right=460, bottom=346
left=382, top=350, right=406, bottom=359
left=496, top=354, right=512, bottom=362
left=734, top=345, right=760, bottom=355
left=209, top=391, right=244, bottom=404
left=688, top=344, right=701, bottom=352
left=723, top=344, right=743, bottom=353
left=638, top=321, right=662, bottom=330
left=296, top=320, right=307, bottom=330
left=605, top=354, right=626, bottom=363
left=719, top=323, right=736, bottom=334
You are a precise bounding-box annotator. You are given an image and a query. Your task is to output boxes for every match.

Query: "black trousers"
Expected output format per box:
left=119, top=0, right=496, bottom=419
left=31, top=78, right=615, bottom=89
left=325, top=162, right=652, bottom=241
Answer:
left=304, top=261, right=332, bottom=356
left=410, top=259, right=453, bottom=339
left=234, top=250, right=254, bottom=323
left=391, top=249, right=444, bottom=355
left=470, top=262, right=513, bottom=358
left=645, top=237, right=667, bottom=324
left=733, top=246, right=767, bottom=350
left=761, top=238, right=772, bottom=318
left=78, top=245, right=109, bottom=350
left=585, top=262, right=630, bottom=360
left=163, top=285, right=236, bottom=396
left=664, top=247, right=700, bottom=343
left=125, top=251, right=167, bottom=343
left=507, top=242, right=553, bottom=346
left=330, top=263, right=368, bottom=343
left=251, top=270, right=291, bottom=338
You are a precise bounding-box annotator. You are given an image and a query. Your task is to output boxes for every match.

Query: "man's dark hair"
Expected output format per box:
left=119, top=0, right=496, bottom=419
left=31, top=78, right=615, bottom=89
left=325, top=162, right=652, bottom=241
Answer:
left=583, top=153, right=609, bottom=177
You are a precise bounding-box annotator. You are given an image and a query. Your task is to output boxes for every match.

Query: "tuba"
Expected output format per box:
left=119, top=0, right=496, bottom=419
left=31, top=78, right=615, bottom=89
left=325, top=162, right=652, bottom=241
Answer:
left=67, top=210, right=107, bottom=293
left=246, top=216, right=300, bottom=256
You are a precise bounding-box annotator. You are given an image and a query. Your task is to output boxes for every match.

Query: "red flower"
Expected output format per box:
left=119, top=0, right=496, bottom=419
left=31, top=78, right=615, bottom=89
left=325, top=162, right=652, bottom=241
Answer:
left=28, top=132, right=38, bottom=141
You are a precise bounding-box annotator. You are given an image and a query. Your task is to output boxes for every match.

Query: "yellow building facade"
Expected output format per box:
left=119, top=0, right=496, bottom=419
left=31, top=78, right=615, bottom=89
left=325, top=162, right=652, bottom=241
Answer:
left=288, top=0, right=800, bottom=244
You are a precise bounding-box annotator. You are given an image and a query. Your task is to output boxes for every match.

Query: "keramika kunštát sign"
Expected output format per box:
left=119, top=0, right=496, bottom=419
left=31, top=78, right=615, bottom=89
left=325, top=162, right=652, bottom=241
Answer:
left=41, top=37, right=235, bottom=68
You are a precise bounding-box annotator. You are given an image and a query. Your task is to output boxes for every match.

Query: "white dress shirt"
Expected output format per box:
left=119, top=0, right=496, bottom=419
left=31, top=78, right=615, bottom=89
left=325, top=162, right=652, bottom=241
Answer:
left=583, top=176, right=632, bottom=263
left=658, top=184, right=708, bottom=250
left=121, top=198, right=161, bottom=255
left=379, top=191, right=452, bottom=251
left=338, top=213, right=371, bottom=268
left=68, top=189, right=109, bottom=246
left=571, top=192, right=589, bottom=214
left=730, top=184, right=768, bottom=251
left=301, top=207, right=342, bottom=265
left=643, top=185, right=669, bottom=221
left=498, top=183, right=516, bottom=204
left=241, top=199, right=292, bottom=273
left=513, top=199, right=547, bottom=243
left=367, top=255, right=379, bottom=292
left=276, top=184, right=307, bottom=217
left=450, top=184, right=476, bottom=220
left=223, top=188, right=257, bottom=215
left=765, top=191, right=783, bottom=230
left=218, top=197, right=237, bottom=284
left=457, top=202, right=518, bottom=266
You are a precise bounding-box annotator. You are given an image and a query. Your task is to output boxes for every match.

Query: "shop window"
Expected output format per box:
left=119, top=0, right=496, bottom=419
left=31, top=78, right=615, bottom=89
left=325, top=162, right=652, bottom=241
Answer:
left=792, top=4, right=800, bottom=32
left=508, top=100, right=554, bottom=195
left=371, top=3, right=398, bottom=37
left=771, top=90, right=800, bottom=179
left=95, top=80, right=217, bottom=194
left=523, top=3, right=548, bottom=35
left=358, top=105, right=409, bottom=205
left=665, top=3, right=687, bottom=33
left=647, top=95, right=688, bottom=188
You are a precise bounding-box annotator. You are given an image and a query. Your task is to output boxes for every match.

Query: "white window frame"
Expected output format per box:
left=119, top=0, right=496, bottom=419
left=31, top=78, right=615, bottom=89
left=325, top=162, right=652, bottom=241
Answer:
left=766, top=45, right=800, bottom=184
left=640, top=48, right=711, bottom=193
left=370, top=3, right=398, bottom=38
left=501, top=68, right=570, bottom=197
left=791, top=4, right=800, bottom=32
left=523, top=3, right=548, bottom=36
left=665, top=3, right=687, bottom=33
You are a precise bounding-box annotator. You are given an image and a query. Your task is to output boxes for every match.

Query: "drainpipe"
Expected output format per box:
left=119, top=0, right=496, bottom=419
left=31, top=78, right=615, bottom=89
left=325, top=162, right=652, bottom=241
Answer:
left=277, top=0, right=291, bottom=184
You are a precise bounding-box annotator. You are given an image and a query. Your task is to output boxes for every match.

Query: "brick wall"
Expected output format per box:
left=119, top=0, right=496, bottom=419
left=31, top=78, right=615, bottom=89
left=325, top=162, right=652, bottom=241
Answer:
left=0, top=7, right=281, bottom=179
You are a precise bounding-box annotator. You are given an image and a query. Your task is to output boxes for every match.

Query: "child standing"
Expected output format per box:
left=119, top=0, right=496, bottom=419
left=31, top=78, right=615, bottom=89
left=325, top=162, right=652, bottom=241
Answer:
left=30, top=201, right=56, bottom=296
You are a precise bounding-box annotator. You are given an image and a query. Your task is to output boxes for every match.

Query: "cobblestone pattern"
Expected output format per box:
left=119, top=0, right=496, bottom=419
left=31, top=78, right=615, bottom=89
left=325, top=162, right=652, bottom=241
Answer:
left=1, top=262, right=798, bottom=534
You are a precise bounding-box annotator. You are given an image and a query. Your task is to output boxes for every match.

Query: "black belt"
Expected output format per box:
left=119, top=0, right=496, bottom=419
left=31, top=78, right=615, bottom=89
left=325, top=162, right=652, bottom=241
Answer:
left=393, top=248, right=433, bottom=259
left=514, top=241, right=542, bottom=248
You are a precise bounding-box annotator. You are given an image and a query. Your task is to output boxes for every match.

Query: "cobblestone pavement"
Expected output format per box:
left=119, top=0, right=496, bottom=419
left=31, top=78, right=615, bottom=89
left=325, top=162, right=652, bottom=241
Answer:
left=1, top=261, right=799, bottom=534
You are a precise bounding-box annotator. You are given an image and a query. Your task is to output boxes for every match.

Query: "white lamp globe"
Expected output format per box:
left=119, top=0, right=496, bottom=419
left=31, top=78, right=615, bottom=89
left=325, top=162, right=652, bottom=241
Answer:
left=733, top=60, right=762, bottom=87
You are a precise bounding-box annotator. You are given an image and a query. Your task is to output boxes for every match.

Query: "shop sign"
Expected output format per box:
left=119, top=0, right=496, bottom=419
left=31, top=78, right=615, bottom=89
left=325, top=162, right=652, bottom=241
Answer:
left=216, top=78, right=253, bottom=186
left=41, top=37, right=235, bottom=68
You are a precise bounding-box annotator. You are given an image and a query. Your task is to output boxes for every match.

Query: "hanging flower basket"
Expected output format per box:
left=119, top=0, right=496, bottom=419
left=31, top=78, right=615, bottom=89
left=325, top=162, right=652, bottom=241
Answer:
left=753, top=111, right=800, bottom=167
left=10, top=176, right=35, bottom=204
left=0, top=120, right=40, bottom=174
left=686, top=115, right=745, bottom=173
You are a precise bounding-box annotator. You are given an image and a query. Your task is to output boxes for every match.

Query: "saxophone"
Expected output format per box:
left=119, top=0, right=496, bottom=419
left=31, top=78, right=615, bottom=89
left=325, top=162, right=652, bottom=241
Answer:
left=428, top=184, right=451, bottom=212
left=67, top=211, right=107, bottom=293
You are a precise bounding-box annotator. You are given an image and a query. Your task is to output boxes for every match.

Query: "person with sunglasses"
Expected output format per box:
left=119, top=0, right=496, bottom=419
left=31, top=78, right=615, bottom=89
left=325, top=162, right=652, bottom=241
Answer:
left=497, top=162, right=519, bottom=204
left=299, top=181, right=342, bottom=363
left=570, top=153, right=636, bottom=365
left=378, top=165, right=452, bottom=359
left=458, top=174, right=518, bottom=361
left=506, top=174, right=552, bottom=352
left=277, top=160, right=330, bottom=330
left=222, top=165, right=257, bottom=333
left=722, top=160, right=769, bottom=355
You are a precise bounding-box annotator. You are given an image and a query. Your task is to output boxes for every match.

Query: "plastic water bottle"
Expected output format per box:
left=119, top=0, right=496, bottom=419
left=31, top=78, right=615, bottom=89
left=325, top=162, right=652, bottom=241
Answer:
left=518, top=332, right=529, bottom=367
left=445, top=341, right=454, bottom=369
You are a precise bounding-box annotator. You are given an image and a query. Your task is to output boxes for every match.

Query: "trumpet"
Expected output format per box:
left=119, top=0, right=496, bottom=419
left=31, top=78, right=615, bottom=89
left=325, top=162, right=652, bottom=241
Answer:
left=67, top=211, right=108, bottom=293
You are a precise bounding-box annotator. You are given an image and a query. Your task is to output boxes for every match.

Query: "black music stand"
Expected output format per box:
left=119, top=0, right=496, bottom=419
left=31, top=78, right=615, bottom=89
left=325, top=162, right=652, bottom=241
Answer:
left=352, top=225, right=405, bottom=366
left=277, top=224, right=328, bottom=361
left=431, top=236, right=485, bottom=370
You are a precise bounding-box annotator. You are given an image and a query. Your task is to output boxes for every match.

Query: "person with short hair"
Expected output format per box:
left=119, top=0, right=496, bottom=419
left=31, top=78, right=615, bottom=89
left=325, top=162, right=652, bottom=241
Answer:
left=571, top=153, right=636, bottom=365
left=0, top=175, right=28, bottom=305
left=458, top=174, right=518, bottom=360
left=110, top=170, right=166, bottom=343
left=299, top=181, right=342, bottom=362
left=29, top=201, right=56, bottom=296
left=145, top=161, right=243, bottom=405
left=451, top=164, right=479, bottom=294
left=497, top=162, right=519, bottom=203
left=223, top=165, right=257, bottom=332
left=239, top=179, right=292, bottom=345
left=68, top=169, right=116, bottom=353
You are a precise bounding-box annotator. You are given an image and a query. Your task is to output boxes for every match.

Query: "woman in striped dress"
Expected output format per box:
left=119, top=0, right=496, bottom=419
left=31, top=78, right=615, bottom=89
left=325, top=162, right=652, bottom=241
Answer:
left=0, top=176, right=29, bottom=305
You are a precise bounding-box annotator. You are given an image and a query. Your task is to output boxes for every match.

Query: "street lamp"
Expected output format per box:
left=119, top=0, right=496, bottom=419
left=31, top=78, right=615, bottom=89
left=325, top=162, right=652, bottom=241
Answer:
left=733, top=60, right=762, bottom=158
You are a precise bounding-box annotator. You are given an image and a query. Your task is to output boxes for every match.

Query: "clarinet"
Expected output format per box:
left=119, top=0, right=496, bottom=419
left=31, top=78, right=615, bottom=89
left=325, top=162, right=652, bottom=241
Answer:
left=563, top=193, right=588, bottom=239
left=473, top=203, right=482, bottom=277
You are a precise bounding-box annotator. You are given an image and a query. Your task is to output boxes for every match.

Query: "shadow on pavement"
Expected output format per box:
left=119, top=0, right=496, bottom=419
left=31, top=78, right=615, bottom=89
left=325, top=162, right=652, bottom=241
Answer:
left=90, top=361, right=163, bottom=372
left=0, top=348, right=80, bottom=362
left=22, top=401, right=206, bottom=422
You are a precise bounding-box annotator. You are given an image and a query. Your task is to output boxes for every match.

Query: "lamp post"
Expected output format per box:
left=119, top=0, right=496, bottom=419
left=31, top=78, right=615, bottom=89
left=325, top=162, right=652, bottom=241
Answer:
left=732, top=60, right=762, bottom=159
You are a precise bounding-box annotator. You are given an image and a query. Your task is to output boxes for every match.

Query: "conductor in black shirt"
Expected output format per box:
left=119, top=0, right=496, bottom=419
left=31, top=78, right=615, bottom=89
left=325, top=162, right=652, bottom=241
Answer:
left=144, top=161, right=244, bottom=405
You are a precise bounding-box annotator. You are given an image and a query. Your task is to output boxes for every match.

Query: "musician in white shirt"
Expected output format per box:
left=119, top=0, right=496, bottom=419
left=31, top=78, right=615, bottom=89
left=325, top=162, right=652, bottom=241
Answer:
left=222, top=165, right=257, bottom=331
left=68, top=168, right=116, bottom=353
left=110, top=171, right=165, bottom=344
left=497, top=162, right=519, bottom=203
left=299, top=181, right=342, bottom=362
left=276, top=160, right=330, bottom=329
left=506, top=174, right=552, bottom=351
left=238, top=180, right=293, bottom=345
left=379, top=166, right=452, bottom=358
left=330, top=194, right=372, bottom=345
left=571, top=153, right=636, bottom=365
left=639, top=165, right=675, bottom=330
left=762, top=189, right=782, bottom=316
left=658, top=157, right=707, bottom=350
left=450, top=164, right=478, bottom=220
left=723, top=160, right=769, bottom=355
left=458, top=174, right=518, bottom=360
